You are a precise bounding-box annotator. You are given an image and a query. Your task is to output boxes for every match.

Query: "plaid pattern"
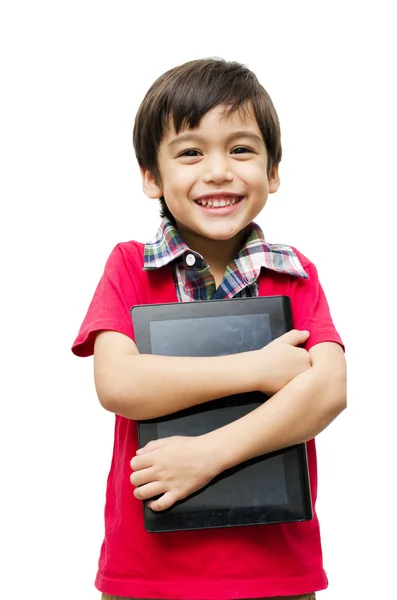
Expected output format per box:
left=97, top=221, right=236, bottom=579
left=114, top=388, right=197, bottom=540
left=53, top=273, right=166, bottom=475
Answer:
left=144, top=218, right=308, bottom=302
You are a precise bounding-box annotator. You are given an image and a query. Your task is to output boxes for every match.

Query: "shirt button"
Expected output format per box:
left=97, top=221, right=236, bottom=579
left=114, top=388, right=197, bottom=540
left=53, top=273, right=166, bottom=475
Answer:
left=185, top=253, right=196, bottom=267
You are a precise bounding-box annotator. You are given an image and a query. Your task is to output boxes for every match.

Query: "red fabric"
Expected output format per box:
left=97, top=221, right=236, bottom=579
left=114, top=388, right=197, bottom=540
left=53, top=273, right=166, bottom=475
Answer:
left=72, top=241, right=343, bottom=599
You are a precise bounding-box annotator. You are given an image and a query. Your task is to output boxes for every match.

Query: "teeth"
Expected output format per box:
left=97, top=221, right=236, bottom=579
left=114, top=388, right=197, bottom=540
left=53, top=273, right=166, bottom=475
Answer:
left=196, top=196, right=241, bottom=207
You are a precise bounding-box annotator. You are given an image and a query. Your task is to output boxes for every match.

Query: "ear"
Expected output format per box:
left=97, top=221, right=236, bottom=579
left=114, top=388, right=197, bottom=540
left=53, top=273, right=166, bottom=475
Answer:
left=268, top=165, right=280, bottom=194
left=141, top=168, right=163, bottom=199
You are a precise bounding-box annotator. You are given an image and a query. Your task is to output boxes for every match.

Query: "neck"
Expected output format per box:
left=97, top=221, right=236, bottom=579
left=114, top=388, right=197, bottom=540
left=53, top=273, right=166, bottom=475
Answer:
left=178, top=226, right=247, bottom=272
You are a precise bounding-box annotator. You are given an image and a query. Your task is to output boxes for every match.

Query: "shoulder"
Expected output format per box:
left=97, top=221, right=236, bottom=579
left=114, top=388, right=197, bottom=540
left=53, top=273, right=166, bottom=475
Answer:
left=268, top=243, right=314, bottom=270
left=96, top=240, right=149, bottom=302
left=261, top=240, right=316, bottom=281
left=288, top=246, right=320, bottom=282
left=286, top=246, right=313, bottom=269
left=109, top=240, right=145, bottom=261
left=103, top=240, right=146, bottom=274
left=104, top=240, right=176, bottom=303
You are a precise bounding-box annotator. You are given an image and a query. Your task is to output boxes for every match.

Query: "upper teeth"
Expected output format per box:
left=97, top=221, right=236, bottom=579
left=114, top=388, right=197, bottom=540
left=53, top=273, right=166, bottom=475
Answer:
left=196, top=196, right=241, bottom=207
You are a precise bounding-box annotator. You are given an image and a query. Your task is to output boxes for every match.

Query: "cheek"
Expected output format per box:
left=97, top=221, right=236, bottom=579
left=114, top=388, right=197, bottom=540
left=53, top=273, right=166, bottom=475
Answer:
left=163, top=167, right=196, bottom=196
left=237, top=163, right=269, bottom=190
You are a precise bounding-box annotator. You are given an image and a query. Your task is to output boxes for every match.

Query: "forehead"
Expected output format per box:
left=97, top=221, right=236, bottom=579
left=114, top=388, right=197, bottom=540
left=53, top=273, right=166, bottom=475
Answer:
left=164, top=103, right=262, bottom=141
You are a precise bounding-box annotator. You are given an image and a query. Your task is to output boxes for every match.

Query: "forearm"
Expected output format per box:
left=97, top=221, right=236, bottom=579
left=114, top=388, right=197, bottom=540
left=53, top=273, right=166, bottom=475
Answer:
left=207, top=362, right=346, bottom=471
left=95, top=351, right=259, bottom=420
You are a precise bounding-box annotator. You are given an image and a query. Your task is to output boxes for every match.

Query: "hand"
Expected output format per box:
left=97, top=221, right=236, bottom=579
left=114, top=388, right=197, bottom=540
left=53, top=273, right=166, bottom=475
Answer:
left=130, top=435, right=221, bottom=511
left=256, top=329, right=312, bottom=395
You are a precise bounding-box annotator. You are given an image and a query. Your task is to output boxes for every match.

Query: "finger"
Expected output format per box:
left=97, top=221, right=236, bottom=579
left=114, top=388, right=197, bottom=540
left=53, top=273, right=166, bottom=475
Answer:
left=130, top=467, right=156, bottom=487
left=136, top=438, right=166, bottom=455
left=280, top=329, right=310, bottom=346
left=130, top=453, right=155, bottom=470
left=148, top=491, right=177, bottom=512
left=133, top=481, right=166, bottom=501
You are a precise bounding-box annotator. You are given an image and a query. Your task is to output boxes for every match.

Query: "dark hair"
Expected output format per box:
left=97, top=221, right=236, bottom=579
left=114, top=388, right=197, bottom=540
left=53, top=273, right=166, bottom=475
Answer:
left=133, top=58, right=282, bottom=221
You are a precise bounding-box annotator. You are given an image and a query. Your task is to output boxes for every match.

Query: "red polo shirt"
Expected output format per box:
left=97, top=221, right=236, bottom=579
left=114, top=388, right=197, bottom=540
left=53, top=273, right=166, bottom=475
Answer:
left=72, top=240, right=343, bottom=599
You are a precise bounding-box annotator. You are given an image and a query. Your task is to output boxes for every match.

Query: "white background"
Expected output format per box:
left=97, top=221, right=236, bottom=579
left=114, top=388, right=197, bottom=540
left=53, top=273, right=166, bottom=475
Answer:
left=1, top=1, right=395, bottom=599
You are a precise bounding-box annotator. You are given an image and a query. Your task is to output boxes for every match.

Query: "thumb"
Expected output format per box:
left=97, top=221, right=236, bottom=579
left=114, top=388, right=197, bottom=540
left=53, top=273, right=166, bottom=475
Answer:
left=281, top=329, right=310, bottom=346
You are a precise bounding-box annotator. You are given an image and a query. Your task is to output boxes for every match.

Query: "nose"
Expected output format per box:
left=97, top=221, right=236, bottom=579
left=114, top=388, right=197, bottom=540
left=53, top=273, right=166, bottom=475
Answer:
left=202, top=154, right=234, bottom=185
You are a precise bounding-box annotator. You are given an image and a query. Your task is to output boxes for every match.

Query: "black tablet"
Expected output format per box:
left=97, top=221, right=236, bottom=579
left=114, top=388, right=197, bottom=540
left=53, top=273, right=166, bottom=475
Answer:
left=131, top=296, right=312, bottom=532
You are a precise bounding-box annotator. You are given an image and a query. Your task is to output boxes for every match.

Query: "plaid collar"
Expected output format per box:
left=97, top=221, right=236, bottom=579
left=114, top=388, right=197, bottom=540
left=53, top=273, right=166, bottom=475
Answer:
left=143, top=217, right=308, bottom=279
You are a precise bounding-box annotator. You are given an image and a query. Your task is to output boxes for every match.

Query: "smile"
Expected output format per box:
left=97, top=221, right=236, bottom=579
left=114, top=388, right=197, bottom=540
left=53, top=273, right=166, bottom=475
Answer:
left=194, top=195, right=244, bottom=208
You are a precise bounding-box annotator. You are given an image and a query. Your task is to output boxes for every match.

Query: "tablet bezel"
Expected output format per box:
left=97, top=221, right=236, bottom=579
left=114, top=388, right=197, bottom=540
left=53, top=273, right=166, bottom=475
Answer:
left=131, top=296, right=313, bottom=532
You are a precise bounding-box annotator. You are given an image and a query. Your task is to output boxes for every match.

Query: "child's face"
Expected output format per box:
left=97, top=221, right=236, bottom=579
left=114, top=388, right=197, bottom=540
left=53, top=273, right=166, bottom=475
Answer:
left=142, top=104, right=279, bottom=245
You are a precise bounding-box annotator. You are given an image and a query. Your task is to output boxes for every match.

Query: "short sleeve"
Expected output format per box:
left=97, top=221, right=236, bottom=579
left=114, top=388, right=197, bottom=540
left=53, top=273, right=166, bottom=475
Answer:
left=71, top=242, right=145, bottom=357
left=290, top=255, right=344, bottom=352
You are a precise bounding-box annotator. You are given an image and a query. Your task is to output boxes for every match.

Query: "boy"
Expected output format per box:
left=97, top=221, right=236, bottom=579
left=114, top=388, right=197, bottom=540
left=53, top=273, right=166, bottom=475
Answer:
left=72, top=58, right=346, bottom=600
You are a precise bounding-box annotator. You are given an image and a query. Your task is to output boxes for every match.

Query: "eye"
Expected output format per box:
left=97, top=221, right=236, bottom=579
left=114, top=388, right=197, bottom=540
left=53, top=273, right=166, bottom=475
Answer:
left=178, top=149, right=202, bottom=157
left=231, top=146, right=253, bottom=154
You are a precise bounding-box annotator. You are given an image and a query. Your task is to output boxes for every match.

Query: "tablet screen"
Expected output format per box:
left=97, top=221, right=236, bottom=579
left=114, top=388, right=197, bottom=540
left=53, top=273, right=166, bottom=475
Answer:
left=149, top=313, right=271, bottom=357
left=149, top=313, right=287, bottom=509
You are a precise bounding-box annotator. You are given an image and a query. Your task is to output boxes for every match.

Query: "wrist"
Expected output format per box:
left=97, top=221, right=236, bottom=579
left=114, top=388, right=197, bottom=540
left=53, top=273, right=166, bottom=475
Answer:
left=202, top=428, right=240, bottom=474
left=250, top=346, right=274, bottom=395
left=233, top=349, right=262, bottom=394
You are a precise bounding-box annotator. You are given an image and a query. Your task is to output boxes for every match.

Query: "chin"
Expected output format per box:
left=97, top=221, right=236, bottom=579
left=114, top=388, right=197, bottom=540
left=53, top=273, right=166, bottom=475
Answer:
left=205, top=222, right=247, bottom=238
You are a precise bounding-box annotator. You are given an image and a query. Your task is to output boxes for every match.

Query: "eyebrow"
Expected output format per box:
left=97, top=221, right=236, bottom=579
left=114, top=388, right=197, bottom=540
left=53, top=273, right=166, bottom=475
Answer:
left=167, top=130, right=263, bottom=149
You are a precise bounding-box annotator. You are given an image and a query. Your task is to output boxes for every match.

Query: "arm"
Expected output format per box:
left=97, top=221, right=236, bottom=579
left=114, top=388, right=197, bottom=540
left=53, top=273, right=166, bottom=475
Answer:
left=207, top=341, right=346, bottom=469
left=131, top=341, right=346, bottom=510
left=94, top=328, right=311, bottom=420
